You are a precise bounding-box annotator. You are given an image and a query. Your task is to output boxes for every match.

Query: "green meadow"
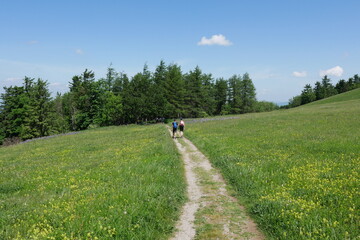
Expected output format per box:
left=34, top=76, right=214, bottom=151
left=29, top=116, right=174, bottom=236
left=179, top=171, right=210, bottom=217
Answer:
left=1, top=89, right=359, bottom=240
left=0, top=125, right=186, bottom=239
left=186, top=89, right=360, bottom=239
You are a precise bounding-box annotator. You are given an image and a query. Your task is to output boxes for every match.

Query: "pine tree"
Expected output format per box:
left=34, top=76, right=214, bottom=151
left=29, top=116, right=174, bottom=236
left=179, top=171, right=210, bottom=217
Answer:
left=106, top=63, right=116, bottom=91
left=68, top=69, right=99, bottom=130
left=228, top=74, right=242, bottom=114
left=240, top=73, right=256, bottom=113
left=353, top=74, right=360, bottom=89
left=52, top=92, right=69, bottom=133
left=0, top=85, right=28, bottom=139
left=201, top=73, right=216, bottom=115
left=165, top=64, right=185, bottom=118
left=153, top=60, right=168, bottom=118
left=335, top=80, right=349, bottom=93
left=32, top=78, right=54, bottom=136
left=321, top=75, right=337, bottom=98
left=112, top=72, right=127, bottom=95
left=123, top=65, right=154, bottom=123
left=121, top=74, right=133, bottom=124
left=214, top=78, right=228, bottom=115
left=301, top=84, right=316, bottom=104
left=184, top=66, right=210, bottom=117
left=21, top=78, right=54, bottom=138
left=314, top=81, right=323, bottom=100
left=20, top=77, right=38, bottom=139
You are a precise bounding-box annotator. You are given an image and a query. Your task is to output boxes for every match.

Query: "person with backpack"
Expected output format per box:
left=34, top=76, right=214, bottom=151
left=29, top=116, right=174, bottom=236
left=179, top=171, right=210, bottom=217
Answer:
left=179, top=118, right=185, bottom=138
left=172, top=119, right=178, bottom=138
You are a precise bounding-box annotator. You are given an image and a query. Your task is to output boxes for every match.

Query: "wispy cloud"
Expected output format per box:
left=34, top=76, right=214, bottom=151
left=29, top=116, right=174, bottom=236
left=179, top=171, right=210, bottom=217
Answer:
left=198, top=34, right=232, bottom=46
left=0, top=58, right=92, bottom=95
left=50, top=82, right=61, bottom=86
left=27, top=40, right=39, bottom=45
left=5, top=77, right=22, bottom=82
left=292, top=71, right=307, bottom=77
left=319, top=66, right=343, bottom=77
left=75, top=49, right=84, bottom=55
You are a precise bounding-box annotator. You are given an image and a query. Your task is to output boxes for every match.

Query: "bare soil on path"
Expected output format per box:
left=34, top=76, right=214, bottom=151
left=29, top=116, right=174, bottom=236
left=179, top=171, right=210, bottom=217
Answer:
left=169, top=132, right=264, bottom=240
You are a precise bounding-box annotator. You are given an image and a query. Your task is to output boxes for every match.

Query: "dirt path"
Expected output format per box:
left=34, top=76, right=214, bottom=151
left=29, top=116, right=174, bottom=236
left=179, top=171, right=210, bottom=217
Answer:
left=170, top=134, right=264, bottom=240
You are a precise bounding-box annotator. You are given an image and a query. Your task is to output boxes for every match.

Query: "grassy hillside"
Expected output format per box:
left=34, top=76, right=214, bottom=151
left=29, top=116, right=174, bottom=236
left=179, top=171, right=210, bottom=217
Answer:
left=0, top=125, right=186, bottom=239
left=186, top=91, right=360, bottom=239
left=308, top=88, right=360, bottom=105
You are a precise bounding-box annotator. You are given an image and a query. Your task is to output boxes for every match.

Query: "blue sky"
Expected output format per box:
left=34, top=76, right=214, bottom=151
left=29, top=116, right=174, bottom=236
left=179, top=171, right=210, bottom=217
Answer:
left=1, top=0, right=359, bottom=102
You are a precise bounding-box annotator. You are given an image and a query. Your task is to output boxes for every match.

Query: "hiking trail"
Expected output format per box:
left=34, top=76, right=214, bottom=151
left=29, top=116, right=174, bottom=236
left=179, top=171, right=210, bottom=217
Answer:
left=169, top=132, right=264, bottom=240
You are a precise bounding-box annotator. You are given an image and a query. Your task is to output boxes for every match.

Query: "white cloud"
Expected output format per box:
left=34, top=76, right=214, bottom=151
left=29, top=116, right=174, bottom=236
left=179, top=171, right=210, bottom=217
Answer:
left=292, top=71, right=307, bottom=77
left=198, top=34, right=232, bottom=46
left=75, top=49, right=84, bottom=55
left=319, top=66, right=343, bottom=77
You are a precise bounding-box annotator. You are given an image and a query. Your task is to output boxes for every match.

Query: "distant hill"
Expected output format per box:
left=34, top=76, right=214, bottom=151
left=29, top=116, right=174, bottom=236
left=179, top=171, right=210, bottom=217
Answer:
left=276, top=102, right=288, bottom=106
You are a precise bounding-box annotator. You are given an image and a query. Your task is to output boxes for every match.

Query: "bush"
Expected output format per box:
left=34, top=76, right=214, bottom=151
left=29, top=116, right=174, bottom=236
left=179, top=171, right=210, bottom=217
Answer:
left=88, top=124, right=100, bottom=129
left=254, top=101, right=279, bottom=112
left=2, top=137, right=22, bottom=146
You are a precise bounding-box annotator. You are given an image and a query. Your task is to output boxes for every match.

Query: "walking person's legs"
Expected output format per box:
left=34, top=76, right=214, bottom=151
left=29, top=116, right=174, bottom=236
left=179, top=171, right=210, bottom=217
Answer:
left=179, top=125, right=184, bottom=137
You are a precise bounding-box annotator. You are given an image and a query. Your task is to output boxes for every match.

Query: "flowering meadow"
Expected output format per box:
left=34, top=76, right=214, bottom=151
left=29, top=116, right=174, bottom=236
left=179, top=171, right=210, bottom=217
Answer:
left=186, top=89, right=360, bottom=239
left=0, top=125, right=186, bottom=239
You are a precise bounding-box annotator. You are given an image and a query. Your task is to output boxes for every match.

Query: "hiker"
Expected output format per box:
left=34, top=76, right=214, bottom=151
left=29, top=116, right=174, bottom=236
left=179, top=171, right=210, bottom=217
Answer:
left=179, top=118, right=185, bottom=138
left=172, top=119, right=178, bottom=138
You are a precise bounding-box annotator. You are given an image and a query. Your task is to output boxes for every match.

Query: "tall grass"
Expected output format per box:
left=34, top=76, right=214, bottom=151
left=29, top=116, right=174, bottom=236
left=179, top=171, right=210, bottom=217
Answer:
left=0, top=125, right=186, bottom=239
left=186, top=90, right=360, bottom=239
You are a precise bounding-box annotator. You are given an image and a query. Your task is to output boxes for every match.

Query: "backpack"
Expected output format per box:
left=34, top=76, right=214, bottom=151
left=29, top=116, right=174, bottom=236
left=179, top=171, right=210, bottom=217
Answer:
left=173, top=122, right=178, bottom=128
left=180, top=120, right=184, bottom=126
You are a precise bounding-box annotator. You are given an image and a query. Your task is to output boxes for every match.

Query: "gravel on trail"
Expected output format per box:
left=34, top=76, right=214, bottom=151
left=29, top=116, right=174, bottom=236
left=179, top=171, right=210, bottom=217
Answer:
left=169, top=128, right=264, bottom=240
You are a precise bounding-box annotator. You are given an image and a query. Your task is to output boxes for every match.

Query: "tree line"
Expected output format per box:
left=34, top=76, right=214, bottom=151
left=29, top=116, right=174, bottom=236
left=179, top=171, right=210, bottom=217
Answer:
left=286, top=74, right=360, bottom=108
left=0, top=61, right=278, bottom=145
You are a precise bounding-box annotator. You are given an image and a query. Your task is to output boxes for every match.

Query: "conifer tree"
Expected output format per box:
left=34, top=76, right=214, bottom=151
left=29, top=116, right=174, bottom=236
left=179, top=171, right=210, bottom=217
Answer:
left=106, top=63, right=116, bottom=91
left=68, top=69, right=98, bottom=130
left=184, top=66, right=206, bottom=117
left=228, top=75, right=242, bottom=114
left=240, top=73, right=256, bottom=113
left=320, top=75, right=337, bottom=98
left=123, top=65, right=154, bottom=123
left=314, top=81, right=323, bottom=100
left=0, top=77, right=54, bottom=140
left=301, top=84, right=316, bottom=104
left=120, top=74, right=134, bottom=124
left=153, top=60, right=168, bottom=118
left=0, top=85, right=28, bottom=139
left=352, top=74, right=360, bottom=89
left=335, top=80, right=349, bottom=93
left=214, top=78, right=228, bottom=115
left=165, top=64, right=185, bottom=118
left=30, top=78, right=54, bottom=137
left=201, top=73, right=216, bottom=115
left=52, top=92, right=69, bottom=133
